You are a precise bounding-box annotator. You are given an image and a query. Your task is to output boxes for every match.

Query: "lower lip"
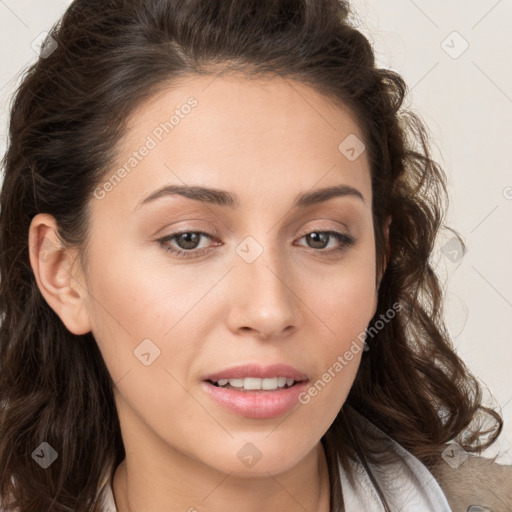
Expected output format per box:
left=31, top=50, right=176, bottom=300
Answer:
left=201, top=380, right=309, bottom=419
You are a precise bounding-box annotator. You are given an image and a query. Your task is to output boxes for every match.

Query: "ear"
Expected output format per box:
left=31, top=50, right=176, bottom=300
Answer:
left=372, top=215, right=392, bottom=317
left=28, top=213, right=92, bottom=335
left=378, top=214, right=392, bottom=287
left=383, top=214, right=392, bottom=267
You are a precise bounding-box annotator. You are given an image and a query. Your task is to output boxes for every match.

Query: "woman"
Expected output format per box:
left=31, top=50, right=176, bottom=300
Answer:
left=0, top=0, right=509, bottom=510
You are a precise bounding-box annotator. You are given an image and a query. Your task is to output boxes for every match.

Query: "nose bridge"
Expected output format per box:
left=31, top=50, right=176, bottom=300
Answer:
left=228, top=232, right=299, bottom=338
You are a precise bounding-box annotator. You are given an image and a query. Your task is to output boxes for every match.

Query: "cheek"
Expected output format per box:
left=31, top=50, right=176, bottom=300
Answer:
left=297, top=286, right=373, bottom=433
left=298, top=250, right=376, bottom=411
left=84, top=241, right=227, bottom=391
left=307, top=247, right=377, bottom=337
left=83, top=247, right=183, bottom=378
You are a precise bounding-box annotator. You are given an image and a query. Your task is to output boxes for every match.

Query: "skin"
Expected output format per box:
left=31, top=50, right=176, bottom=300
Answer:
left=29, top=73, right=390, bottom=512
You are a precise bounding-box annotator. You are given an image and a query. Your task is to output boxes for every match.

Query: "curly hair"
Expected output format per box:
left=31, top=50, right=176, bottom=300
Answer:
left=0, top=0, right=503, bottom=510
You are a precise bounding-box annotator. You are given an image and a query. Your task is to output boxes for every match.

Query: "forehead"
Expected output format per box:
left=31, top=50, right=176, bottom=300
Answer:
left=126, top=72, right=366, bottom=154
left=96, top=73, right=371, bottom=213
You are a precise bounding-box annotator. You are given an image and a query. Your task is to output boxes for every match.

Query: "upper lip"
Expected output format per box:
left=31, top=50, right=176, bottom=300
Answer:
left=203, top=363, right=309, bottom=382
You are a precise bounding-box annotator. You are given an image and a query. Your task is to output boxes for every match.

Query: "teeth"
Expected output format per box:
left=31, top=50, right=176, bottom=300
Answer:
left=245, top=377, right=264, bottom=390
left=214, top=377, right=297, bottom=390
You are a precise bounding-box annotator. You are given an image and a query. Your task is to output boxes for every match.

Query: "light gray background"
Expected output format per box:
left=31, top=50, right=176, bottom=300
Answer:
left=1, top=0, right=511, bottom=463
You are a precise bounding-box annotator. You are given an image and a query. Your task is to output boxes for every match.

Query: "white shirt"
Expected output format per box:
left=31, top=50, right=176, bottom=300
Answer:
left=97, top=415, right=452, bottom=511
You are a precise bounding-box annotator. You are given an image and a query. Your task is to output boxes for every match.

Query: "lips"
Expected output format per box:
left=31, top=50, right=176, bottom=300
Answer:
left=201, top=364, right=310, bottom=419
left=202, top=363, right=309, bottom=383
left=201, top=379, right=310, bottom=419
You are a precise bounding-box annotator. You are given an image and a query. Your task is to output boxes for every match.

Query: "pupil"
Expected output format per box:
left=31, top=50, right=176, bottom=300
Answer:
left=308, top=232, right=328, bottom=249
left=178, top=233, right=200, bottom=250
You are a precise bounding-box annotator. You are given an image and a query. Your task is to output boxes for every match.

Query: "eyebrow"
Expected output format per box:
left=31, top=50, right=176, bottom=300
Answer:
left=133, top=183, right=365, bottom=212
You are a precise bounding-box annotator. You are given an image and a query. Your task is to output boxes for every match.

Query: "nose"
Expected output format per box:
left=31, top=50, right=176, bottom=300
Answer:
left=225, top=243, right=300, bottom=340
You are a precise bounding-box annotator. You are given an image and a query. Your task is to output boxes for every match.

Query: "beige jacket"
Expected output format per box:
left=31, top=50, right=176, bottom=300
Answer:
left=431, top=452, right=512, bottom=512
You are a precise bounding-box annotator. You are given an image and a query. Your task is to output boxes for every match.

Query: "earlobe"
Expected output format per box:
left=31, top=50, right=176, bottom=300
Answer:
left=28, top=213, right=92, bottom=335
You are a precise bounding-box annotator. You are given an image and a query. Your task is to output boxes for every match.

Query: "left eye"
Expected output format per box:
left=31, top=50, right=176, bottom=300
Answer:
left=156, top=230, right=356, bottom=259
left=297, top=231, right=355, bottom=251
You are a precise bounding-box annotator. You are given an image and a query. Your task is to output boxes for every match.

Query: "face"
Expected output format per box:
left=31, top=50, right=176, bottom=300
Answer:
left=67, top=74, right=380, bottom=477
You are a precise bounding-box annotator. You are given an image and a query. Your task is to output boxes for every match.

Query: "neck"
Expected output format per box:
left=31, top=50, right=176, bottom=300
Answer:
left=112, top=441, right=331, bottom=512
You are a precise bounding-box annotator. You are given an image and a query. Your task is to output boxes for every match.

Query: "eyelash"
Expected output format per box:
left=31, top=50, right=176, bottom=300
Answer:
left=156, top=230, right=356, bottom=260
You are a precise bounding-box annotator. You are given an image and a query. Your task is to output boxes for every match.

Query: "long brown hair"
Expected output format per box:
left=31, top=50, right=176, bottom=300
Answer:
left=0, top=0, right=503, bottom=510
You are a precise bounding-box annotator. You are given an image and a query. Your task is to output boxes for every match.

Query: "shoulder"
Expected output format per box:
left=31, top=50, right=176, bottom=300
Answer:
left=430, top=449, right=512, bottom=512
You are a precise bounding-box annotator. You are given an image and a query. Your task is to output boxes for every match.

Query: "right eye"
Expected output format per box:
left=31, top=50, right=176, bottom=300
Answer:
left=156, top=231, right=221, bottom=259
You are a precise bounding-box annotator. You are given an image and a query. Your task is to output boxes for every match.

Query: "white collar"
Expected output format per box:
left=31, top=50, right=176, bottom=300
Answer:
left=339, top=422, right=452, bottom=510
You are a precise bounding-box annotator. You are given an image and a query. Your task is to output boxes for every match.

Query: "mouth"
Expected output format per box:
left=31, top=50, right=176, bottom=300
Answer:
left=200, top=363, right=310, bottom=418
left=205, top=376, right=306, bottom=392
